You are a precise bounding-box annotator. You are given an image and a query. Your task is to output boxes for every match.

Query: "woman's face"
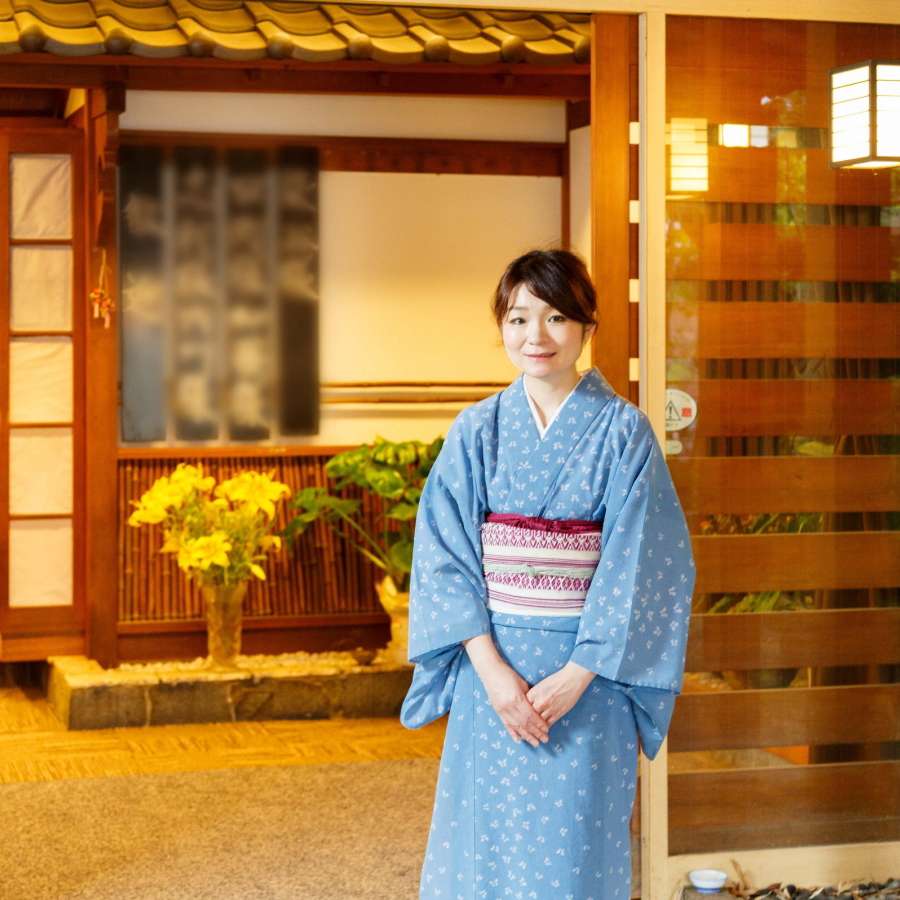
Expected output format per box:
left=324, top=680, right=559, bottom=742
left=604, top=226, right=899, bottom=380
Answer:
left=501, top=283, right=594, bottom=383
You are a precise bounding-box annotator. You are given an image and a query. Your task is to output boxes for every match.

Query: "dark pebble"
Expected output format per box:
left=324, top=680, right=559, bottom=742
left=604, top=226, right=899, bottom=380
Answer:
left=796, top=891, right=810, bottom=900
left=786, top=886, right=796, bottom=895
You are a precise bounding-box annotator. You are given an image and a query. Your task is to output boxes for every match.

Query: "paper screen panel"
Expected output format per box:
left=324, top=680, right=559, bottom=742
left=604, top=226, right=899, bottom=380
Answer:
left=8, top=519, right=73, bottom=607
left=10, top=155, right=72, bottom=240
left=8, top=338, right=73, bottom=424
left=9, top=428, right=73, bottom=515
left=10, top=246, right=73, bottom=331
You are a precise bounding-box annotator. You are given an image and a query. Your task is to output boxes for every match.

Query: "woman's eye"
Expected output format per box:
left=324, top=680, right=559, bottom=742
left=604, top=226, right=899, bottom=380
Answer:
left=508, top=317, right=525, bottom=325
left=549, top=315, right=566, bottom=323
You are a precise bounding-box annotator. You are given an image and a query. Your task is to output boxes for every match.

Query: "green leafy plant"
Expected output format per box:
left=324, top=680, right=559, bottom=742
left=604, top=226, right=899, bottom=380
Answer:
left=281, top=436, right=444, bottom=591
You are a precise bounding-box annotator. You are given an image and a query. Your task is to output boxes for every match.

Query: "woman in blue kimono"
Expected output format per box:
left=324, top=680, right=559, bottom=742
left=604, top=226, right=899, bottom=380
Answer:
left=401, top=250, right=694, bottom=900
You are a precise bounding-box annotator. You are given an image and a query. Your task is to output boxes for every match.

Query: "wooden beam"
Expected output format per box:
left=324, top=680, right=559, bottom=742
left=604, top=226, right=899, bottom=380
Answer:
left=83, top=86, right=121, bottom=668
left=670, top=684, right=900, bottom=752
left=694, top=531, right=900, bottom=593
left=591, top=13, right=633, bottom=396
left=704, top=146, right=898, bottom=206
left=685, top=608, right=900, bottom=672
left=670, top=379, right=900, bottom=438
left=121, top=132, right=566, bottom=178
left=668, top=301, right=900, bottom=360
left=670, top=456, right=900, bottom=514
left=0, top=59, right=589, bottom=100
left=667, top=224, right=900, bottom=282
left=117, top=615, right=390, bottom=662
left=669, top=761, right=900, bottom=854
left=0, top=632, right=85, bottom=662
left=567, top=99, right=590, bottom=130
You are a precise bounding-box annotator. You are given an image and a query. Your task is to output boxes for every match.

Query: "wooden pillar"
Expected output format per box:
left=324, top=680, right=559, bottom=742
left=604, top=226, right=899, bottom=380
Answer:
left=83, top=84, right=124, bottom=667
left=590, top=14, right=635, bottom=398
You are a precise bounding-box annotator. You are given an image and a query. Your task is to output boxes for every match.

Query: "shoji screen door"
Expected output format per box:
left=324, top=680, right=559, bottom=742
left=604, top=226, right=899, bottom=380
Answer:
left=0, top=127, right=85, bottom=659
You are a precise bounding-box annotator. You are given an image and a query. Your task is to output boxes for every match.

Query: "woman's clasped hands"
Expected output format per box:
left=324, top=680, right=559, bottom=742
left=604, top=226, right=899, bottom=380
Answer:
left=463, top=634, right=595, bottom=747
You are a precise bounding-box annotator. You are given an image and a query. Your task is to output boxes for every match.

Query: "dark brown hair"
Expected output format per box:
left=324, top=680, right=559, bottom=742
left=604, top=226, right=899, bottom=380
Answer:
left=491, top=250, right=596, bottom=330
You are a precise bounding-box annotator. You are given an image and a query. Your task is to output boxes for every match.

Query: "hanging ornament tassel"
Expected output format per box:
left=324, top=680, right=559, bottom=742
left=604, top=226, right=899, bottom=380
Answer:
left=89, top=248, right=115, bottom=329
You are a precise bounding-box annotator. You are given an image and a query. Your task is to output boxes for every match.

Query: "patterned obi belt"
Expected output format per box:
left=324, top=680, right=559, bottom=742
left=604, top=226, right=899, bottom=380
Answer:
left=480, top=512, right=603, bottom=617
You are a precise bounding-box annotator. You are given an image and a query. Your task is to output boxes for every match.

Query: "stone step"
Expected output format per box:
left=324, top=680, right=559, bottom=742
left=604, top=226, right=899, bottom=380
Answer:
left=48, top=653, right=413, bottom=730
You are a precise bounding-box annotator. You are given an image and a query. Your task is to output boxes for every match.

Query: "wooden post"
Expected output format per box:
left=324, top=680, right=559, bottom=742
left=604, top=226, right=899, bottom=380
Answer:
left=84, top=85, right=124, bottom=667
left=639, top=11, right=669, bottom=900
left=590, top=14, right=633, bottom=397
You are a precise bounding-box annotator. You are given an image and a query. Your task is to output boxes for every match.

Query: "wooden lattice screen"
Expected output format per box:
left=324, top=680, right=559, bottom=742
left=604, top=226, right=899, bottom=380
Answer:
left=118, top=455, right=384, bottom=623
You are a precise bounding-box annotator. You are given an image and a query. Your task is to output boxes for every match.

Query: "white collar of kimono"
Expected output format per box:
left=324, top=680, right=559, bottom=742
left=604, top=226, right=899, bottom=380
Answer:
left=523, top=371, right=588, bottom=439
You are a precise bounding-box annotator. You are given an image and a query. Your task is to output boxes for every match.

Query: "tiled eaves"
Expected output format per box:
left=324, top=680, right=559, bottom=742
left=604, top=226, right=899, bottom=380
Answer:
left=0, top=1, right=591, bottom=66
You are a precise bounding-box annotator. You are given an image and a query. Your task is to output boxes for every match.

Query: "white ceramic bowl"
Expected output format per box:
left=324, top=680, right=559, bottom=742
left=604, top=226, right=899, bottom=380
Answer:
left=688, top=869, right=728, bottom=893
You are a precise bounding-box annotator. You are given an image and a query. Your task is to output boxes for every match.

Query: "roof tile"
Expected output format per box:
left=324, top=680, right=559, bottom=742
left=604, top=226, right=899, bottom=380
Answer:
left=0, top=19, right=20, bottom=53
left=523, top=37, right=572, bottom=66
left=244, top=2, right=331, bottom=37
left=12, top=0, right=95, bottom=28
left=96, top=15, right=187, bottom=56
left=170, top=0, right=254, bottom=32
left=1, top=0, right=591, bottom=66
left=177, top=15, right=266, bottom=59
left=91, top=0, right=178, bottom=31
left=344, top=9, right=406, bottom=38
left=447, top=35, right=502, bottom=66
left=15, top=9, right=105, bottom=53
left=370, top=32, right=423, bottom=64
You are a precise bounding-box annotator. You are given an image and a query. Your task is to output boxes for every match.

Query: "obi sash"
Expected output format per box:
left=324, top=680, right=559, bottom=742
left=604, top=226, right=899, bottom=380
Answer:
left=480, top=512, right=603, bottom=617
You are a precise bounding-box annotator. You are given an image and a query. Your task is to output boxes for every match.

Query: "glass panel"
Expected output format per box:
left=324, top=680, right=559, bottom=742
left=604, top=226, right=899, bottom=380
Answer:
left=119, top=144, right=166, bottom=442
left=9, top=337, right=73, bottom=424
left=10, top=245, right=73, bottom=331
left=10, top=155, right=72, bottom=240
left=666, top=15, right=900, bottom=856
left=277, top=146, right=319, bottom=436
left=173, top=146, right=219, bottom=441
left=226, top=148, right=271, bottom=441
left=9, top=428, right=73, bottom=515
left=8, top=519, right=73, bottom=607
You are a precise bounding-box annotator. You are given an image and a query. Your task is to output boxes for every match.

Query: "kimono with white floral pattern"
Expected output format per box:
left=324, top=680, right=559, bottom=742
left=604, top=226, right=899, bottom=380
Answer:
left=401, top=367, right=695, bottom=900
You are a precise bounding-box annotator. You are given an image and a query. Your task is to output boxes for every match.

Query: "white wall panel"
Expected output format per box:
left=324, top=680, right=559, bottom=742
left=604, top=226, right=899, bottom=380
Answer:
left=10, top=155, right=72, bottom=240
left=10, top=246, right=73, bottom=331
left=8, top=519, right=73, bottom=608
left=318, top=171, right=562, bottom=386
left=9, top=428, right=74, bottom=515
left=122, top=91, right=566, bottom=143
left=9, top=338, right=73, bottom=424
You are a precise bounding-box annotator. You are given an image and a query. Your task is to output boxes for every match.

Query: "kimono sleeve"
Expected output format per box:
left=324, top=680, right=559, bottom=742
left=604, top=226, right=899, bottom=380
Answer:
left=400, top=413, right=492, bottom=730
left=568, top=411, right=695, bottom=759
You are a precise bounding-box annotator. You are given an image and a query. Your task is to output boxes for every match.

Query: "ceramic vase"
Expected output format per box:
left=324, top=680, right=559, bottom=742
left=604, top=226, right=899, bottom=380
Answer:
left=375, top=576, right=410, bottom=666
left=202, top=581, right=248, bottom=667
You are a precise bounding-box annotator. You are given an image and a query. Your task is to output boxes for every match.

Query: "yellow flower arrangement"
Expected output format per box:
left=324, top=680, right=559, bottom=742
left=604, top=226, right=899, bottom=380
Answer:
left=128, top=463, right=290, bottom=586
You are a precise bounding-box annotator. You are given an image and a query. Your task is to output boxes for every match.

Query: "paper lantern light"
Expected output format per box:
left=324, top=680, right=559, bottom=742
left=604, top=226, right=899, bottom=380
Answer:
left=830, top=60, right=900, bottom=168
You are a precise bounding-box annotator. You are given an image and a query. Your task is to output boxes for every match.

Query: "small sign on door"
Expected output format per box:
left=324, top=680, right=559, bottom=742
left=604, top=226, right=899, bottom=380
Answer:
left=665, top=388, right=697, bottom=431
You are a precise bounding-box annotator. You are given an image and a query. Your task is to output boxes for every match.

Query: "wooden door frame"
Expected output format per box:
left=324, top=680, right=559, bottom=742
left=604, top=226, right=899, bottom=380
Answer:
left=0, top=124, right=87, bottom=659
left=632, top=9, right=900, bottom=899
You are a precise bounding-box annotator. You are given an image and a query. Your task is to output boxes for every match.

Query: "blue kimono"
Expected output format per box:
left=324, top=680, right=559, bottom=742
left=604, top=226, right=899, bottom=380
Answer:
left=401, top=367, right=695, bottom=900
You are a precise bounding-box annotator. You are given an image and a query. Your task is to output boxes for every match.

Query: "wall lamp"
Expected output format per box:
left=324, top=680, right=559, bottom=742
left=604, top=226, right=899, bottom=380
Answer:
left=830, top=60, right=900, bottom=168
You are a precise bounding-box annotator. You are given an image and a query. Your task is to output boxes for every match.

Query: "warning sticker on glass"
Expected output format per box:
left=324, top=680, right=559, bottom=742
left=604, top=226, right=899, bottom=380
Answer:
left=665, top=388, right=697, bottom=431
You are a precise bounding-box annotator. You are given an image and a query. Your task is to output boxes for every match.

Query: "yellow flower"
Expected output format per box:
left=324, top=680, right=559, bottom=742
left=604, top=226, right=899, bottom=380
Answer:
left=128, top=475, right=191, bottom=526
left=249, top=564, right=267, bottom=580
left=182, top=533, right=232, bottom=571
left=170, top=463, right=215, bottom=495
left=216, top=471, right=290, bottom=520
left=259, top=535, right=282, bottom=552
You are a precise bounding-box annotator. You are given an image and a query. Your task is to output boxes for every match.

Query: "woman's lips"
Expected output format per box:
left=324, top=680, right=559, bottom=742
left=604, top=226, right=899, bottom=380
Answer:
left=526, top=352, right=555, bottom=358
